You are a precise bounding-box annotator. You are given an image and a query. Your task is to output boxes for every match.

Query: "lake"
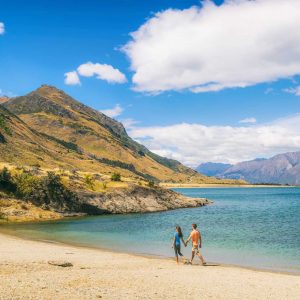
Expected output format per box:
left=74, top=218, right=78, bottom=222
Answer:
left=1, top=187, right=299, bottom=274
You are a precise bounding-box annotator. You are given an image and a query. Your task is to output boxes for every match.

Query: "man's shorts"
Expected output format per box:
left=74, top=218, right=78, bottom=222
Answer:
left=192, top=244, right=200, bottom=253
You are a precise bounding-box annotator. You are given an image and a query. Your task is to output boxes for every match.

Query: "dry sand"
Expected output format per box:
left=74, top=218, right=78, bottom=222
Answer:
left=0, top=232, right=299, bottom=300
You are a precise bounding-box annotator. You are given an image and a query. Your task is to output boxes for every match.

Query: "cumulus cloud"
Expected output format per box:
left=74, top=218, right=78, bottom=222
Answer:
left=123, top=0, right=300, bottom=93
left=121, top=118, right=139, bottom=129
left=77, top=62, right=127, bottom=84
left=239, top=117, right=257, bottom=124
left=0, top=22, right=4, bottom=35
left=127, top=114, right=300, bottom=166
left=64, top=71, right=81, bottom=85
left=283, top=86, right=300, bottom=96
left=100, top=104, right=124, bottom=118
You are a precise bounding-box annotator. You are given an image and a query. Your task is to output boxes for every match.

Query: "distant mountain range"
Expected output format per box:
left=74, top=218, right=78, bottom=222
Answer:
left=197, top=152, right=300, bottom=185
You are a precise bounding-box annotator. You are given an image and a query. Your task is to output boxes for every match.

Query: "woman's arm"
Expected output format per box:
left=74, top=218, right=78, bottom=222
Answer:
left=181, top=237, right=187, bottom=247
left=172, top=237, right=175, bottom=248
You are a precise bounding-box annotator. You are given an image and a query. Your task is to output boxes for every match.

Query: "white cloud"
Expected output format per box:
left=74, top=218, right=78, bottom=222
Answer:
left=127, top=114, right=300, bottom=166
left=77, top=62, right=127, bottom=84
left=123, top=0, right=300, bottom=93
left=283, top=86, right=300, bottom=96
left=100, top=104, right=123, bottom=118
left=121, top=118, right=139, bottom=129
left=64, top=71, right=81, bottom=85
left=239, top=117, right=257, bottom=124
left=0, top=22, right=4, bottom=35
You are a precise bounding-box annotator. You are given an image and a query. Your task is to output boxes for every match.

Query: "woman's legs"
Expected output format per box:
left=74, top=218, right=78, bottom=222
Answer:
left=176, top=245, right=186, bottom=263
left=174, top=245, right=179, bottom=263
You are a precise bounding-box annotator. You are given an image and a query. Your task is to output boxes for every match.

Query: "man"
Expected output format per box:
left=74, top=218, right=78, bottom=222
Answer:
left=186, top=223, right=206, bottom=265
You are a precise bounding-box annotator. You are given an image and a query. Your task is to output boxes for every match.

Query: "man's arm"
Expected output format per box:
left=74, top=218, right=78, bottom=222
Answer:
left=186, top=234, right=192, bottom=244
left=181, top=237, right=187, bottom=247
left=199, top=231, right=202, bottom=248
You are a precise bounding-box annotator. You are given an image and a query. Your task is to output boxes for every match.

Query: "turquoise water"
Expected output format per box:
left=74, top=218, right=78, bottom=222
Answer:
left=1, top=187, right=300, bottom=274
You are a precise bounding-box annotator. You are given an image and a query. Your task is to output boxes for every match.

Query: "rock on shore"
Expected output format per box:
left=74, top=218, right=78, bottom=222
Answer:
left=79, top=185, right=211, bottom=214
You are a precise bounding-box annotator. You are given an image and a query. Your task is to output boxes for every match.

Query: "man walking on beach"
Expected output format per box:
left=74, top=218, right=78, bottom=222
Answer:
left=186, top=223, right=206, bottom=265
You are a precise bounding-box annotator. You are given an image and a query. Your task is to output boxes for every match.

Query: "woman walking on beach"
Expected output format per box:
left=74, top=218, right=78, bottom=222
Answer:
left=172, top=226, right=187, bottom=264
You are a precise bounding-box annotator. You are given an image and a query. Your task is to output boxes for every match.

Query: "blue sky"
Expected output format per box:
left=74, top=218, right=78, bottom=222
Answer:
left=1, top=0, right=300, bottom=165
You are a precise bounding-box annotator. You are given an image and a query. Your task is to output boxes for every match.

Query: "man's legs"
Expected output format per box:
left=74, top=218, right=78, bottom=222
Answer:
left=189, top=250, right=195, bottom=264
left=196, top=250, right=206, bottom=265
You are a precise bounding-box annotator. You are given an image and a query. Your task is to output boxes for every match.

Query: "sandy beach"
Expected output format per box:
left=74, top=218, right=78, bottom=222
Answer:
left=0, top=233, right=299, bottom=299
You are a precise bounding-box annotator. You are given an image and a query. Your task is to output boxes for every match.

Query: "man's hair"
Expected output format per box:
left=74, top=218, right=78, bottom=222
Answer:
left=192, top=223, right=197, bottom=229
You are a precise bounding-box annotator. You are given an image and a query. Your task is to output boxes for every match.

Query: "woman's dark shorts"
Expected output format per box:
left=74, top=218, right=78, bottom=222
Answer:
left=174, top=244, right=183, bottom=257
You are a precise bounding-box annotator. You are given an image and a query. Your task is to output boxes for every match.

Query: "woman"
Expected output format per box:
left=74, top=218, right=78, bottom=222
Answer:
left=172, top=226, right=187, bottom=264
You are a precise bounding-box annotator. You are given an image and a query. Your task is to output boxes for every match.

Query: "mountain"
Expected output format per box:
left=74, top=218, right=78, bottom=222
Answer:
left=0, top=96, right=9, bottom=104
left=198, top=153, right=300, bottom=185
left=1, top=85, right=237, bottom=184
left=0, top=104, right=77, bottom=166
left=196, top=162, right=233, bottom=177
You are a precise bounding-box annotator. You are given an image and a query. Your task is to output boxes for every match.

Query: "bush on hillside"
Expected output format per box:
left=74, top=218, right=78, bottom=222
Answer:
left=27, top=172, right=79, bottom=211
left=14, top=172, right=39, bottom=198
left=147, top=180, right=156, bottom=188
left=0, top=167, right=16, bottom=193
left=111, top=172, right=121, bottom=182
left=84, top=174, right=95, bottom=191
left=0, top=115, right=12, bottom=136
left=0, top=168, right=79, bottom=212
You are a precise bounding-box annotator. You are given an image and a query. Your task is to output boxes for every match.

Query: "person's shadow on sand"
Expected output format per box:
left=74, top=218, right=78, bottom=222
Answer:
left=204, top=263, right=220, bottom=267
left=188, top=262, right=220, bottom=267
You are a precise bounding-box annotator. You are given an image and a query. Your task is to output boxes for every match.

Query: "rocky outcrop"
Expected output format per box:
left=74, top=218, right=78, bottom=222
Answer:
left=0, top=185, right=211, bottom=222
left=78, top=185, right=211, bottom=214
left=0, top=197, right=62, bottom=222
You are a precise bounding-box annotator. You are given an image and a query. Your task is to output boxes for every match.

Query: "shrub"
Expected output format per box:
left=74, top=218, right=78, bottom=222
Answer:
left=0, top=114, right=12, bottom=136
left=0, top=168, right=79, bottom=212
left=29, top=172, right=78, bottom=211
left=111, top=172, right=121, bottom=182
left=21, top=203, right=28, bottom=210
left=14, top=172, right=38, bottom=198
left=84, top=174, right=95, bottom=191
left=147, top=181, right=156, bottom=188
left=0, top=167, right=16, bottom=193
left=15, top=171, right=78, bottom=212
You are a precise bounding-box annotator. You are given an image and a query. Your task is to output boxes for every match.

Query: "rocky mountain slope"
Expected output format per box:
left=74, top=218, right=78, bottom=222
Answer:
left=1, top=85, right=239, bottom=184
left=197, top=152, right=300, bottom=185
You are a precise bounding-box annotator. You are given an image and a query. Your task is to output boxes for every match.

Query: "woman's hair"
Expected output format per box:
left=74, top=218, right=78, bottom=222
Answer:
left=176, top=226, right=183, bottom=238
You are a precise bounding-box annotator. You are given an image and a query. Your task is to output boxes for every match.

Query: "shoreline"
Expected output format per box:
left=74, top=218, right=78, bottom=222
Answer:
left=161, top=183, right=300, bottom=188
left=0, top=232, right=299, bottom=299
left=0, top=229, right=299, bottom=277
